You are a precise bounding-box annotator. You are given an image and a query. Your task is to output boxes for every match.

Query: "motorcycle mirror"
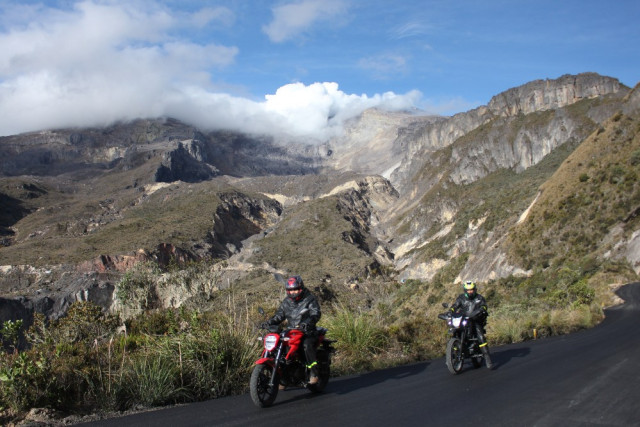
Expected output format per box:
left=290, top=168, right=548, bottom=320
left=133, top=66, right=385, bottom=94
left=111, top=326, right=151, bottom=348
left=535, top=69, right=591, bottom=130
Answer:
left=274, top=273, right=287, bottom=284
left=258, top=307, right=265, bottom=315
left=442, top=302, right=449, bottom=308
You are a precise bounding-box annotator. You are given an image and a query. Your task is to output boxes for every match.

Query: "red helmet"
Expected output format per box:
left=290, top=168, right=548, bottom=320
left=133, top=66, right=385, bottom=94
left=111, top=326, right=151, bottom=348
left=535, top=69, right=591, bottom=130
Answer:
left=286, top=275, right=304, bottom=291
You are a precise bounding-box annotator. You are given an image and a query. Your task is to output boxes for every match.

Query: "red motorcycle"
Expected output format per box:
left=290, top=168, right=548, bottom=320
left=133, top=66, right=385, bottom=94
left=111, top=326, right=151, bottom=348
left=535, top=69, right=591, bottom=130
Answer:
left=249, top=310, right=336, bottom=408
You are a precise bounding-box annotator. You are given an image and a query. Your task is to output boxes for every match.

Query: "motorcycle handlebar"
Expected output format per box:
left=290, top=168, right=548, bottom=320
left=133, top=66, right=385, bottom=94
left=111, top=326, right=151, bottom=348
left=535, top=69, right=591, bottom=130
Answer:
left=439, top=307, right=485, bottom=320
left=259, top=323, right=281, bottom=333
left=468, top=309, right=487, bottom=320
left=259, top=324, right=308, bottom=333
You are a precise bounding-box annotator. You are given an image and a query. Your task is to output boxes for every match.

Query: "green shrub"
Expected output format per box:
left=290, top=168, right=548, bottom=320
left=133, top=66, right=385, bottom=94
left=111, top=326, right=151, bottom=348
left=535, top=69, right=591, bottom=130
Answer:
left=115, top=354, right=187, bottom=408
left=323, top=304, right=388, bottom=374
left=0, top=351, right=55, bottom=413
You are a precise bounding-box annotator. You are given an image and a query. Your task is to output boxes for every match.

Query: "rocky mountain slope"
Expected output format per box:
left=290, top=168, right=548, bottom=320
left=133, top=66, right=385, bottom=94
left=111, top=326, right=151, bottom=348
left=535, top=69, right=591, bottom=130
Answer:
left=1, top=72, right=638, bottom=325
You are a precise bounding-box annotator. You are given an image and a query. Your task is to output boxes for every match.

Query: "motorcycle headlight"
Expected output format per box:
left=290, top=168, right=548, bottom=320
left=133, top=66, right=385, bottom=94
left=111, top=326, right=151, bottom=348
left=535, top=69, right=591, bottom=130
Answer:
left=452, top=317, right=462, bottom=328
left=264, top=334, right=278, bottom=351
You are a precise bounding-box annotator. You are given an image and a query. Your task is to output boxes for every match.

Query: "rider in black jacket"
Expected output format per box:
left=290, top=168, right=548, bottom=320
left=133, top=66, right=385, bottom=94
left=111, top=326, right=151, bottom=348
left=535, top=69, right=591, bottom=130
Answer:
left=266, top=275, right=322, bottom=384
left=451, top=280, right=488, bottom=343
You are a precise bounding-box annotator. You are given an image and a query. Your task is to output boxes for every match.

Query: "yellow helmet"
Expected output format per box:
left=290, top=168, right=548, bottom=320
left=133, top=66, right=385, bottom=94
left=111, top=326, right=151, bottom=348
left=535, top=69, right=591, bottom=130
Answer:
left=463, top=280, right=476, bottom=290
left=463, top=280, right=476, bottom=298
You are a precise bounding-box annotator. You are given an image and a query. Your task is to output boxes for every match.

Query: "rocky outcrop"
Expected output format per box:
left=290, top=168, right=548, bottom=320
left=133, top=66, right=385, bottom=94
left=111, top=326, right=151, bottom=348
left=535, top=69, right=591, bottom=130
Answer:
left=77, top=251, right=150, bottom=273
left=155, top=140, right=220, bottom=183
left=0, top=266, right=116, bottom=327
left=488, top=73, right=624, bottom=117
left=334, top=176, right=398, bottom=265
left=448, top=109, right=583, bottom=185
left=208, top=192, right=283, bottom=258
left=389, top=73, right=627, bottom=193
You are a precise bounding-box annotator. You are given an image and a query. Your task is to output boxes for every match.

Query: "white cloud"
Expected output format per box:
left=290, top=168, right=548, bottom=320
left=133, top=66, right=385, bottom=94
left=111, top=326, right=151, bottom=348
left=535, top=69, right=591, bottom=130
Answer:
left=0, top=0, right=422, bottom=142
left=260, top=82, right=421, bottom=140
left=160, top=82, right=422, bottom=142
left=262, top=0, right=348, bottom=43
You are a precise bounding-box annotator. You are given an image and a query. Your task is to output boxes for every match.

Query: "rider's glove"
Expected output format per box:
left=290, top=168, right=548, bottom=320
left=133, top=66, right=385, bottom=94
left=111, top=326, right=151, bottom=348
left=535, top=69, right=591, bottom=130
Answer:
left=299, top=322, right=309, bottom=332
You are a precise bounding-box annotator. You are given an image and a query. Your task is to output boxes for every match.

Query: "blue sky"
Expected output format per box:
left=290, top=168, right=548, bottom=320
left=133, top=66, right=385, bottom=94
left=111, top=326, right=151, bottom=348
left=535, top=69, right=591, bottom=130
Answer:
left=0, top=0, right=638, bottom=140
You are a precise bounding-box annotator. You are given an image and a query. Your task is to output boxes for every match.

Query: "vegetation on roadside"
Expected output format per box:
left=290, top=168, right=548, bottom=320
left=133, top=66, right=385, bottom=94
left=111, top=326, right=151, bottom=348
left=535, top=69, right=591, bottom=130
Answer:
left=2, top=251, right=635, bottom=424
left=0, top=301, right=259, bottom=423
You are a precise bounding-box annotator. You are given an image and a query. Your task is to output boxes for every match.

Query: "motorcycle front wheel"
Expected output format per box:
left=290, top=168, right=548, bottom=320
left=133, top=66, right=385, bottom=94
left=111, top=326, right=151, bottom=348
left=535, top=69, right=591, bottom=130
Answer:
left=250, top=364, right=279, bottom=408
left=446, top=338, right=464, bottom=374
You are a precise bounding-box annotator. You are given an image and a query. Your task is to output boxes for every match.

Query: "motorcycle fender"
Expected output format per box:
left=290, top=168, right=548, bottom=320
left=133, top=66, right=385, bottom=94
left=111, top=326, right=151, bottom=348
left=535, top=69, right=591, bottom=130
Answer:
left=254, top=357, right=275, bottom=367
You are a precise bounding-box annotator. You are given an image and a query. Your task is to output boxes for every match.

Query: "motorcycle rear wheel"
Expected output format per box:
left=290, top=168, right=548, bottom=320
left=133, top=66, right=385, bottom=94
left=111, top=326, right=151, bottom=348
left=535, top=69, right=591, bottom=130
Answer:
left=250, top=364, right=279, bottom=408
left=446, top=338, right=464, bottom=374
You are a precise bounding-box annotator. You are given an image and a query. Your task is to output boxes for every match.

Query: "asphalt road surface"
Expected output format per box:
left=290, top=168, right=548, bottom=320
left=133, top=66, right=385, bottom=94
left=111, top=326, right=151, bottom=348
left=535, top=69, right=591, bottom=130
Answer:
left=80, top=282, right=640, bottom=427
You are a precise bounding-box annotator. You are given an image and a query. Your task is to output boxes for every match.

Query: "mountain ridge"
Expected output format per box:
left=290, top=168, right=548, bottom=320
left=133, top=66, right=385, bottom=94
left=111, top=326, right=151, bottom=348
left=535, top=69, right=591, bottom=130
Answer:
left=0, top=72, right=638, bottom=324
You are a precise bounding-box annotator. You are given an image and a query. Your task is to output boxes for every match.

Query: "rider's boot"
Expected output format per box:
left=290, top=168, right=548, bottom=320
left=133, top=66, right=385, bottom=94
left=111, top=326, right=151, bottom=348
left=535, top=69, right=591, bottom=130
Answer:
left=476, top=323, right=493, bottom=369
left=307, top=361, right=319, bottom=384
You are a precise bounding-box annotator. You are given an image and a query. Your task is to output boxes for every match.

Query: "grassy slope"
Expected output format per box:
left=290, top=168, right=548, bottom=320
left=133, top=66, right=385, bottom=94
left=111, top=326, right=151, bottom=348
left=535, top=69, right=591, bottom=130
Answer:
left=508, top=111, right=640, bottom=269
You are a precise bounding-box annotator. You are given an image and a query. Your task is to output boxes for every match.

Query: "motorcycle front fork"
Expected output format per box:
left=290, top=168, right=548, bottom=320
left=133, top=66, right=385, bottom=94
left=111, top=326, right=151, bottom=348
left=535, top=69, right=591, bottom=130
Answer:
left=268, top=347, right=284, bottom=387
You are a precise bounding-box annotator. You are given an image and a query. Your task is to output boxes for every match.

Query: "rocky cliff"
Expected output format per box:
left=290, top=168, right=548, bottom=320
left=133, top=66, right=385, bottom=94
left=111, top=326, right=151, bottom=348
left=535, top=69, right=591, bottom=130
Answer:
left=488, top=73, right=623, bottom=117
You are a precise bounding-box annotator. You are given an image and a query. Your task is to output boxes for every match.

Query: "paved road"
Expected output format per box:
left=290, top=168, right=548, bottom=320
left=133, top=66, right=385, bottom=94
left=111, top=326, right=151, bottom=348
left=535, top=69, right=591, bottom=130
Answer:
left=80, top=282, right=640, bottom=426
